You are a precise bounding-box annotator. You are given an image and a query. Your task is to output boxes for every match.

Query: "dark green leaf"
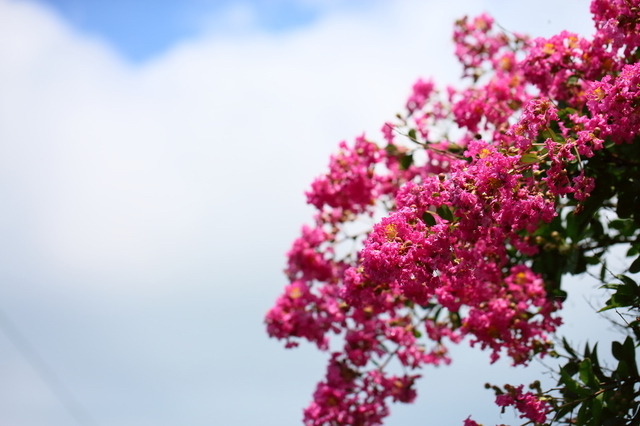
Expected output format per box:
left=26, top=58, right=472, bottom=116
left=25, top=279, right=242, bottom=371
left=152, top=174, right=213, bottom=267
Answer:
left=600, top=260, right=608, bottom=281
left=577, top=400, right=589, bottom=426
left=560, top=367, right=590, bottom=397
left=400, top=153, right=413, bottom=170
left=421, top=211, right=436, bottom=227
left=616, top=359, right=630, bottom=379
left=622, top=336, right=638, bottom=378
left=590, top=217, right=604, bottom=238
left=563, top=337, right=579, bottom=358
left=629, top=256, right=640, bottom=274
left=449, top=311, right=461, bottom=328
left=602, top=417, right=627, bottom=426
left=609, top=219, right=627, bottom=230
left=567, top=210, right=579, bottom=241
left=617, top=192, right=635, bottom=219
left=616, top=274, right=638, bottom=291
left=555, top=400, right=580, bottom=422
left=587, top=393, right=603, bottom=426
left=564, top=360, right=580, bottom=377
left=385, top=144, right=398, bottom=155
left=585, top=256, right=601, bottom=265
left=436, top=205, right=454, bottom=222
left=579, top=359, right=599, bottom=389
left=589, top=343, right=607, bottom=382
left=611, top=338, right=637, bottom=365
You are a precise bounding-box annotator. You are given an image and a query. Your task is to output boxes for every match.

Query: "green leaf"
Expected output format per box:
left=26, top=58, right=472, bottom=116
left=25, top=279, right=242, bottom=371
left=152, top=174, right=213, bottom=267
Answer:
left=421, top=211, right=436, bottom=227
left=599, top=286, right=638, bottom=311
left=603, top=416, right=628, bottom=426
left=449, top=311, right=461, bottom=328
left=555, top=400, right=580, bottom=422
left=568, top=250, right=588, bottom=275
left=585, top=256, right=601, bottom=265
left=407, top=128, right=417, bottom=141
left=587, top=393, right=603, bottom=426
left=520, top=153, right=540, bottom=164
left=622, top=336, right=638, bottom=378
left=611, top=337, right=636, bottom=372
left=616, top=359, right=630, bottom=379
left=629, top=256, right=640, bottom=274
left=577, top=400, right=589, bottom=426
left=400, top=153, right=413, bottom=170
left=616, top=274, right=638, bottom=291
left=599, top=283, right=620, bottom=290
left=609, top=218, right=637, bottom=237
left=617, top=190, right=638, bottom=219
left=564, top=360, right=580, bottom=377
left=432, top=306, right=443, bottom=322
left=579, top=359, right=599, bottom=389
left=560, top=367, right=590, bottom=398
left=385, top=144, right=398, bottom=155
left=563, top=337, right=579, bottom=358
left=588, top=343, right=607, bottom=382
left=436, top=205, right=454, bottom=222
left=566, top=210, right=579, bottom=241
left=590, top=217, right=604, bottom=238
left=609, top=219, right=627, bottom=230
left=599, top=302, right=619, bottom=313
left=600, top=260, right=608, bottom=281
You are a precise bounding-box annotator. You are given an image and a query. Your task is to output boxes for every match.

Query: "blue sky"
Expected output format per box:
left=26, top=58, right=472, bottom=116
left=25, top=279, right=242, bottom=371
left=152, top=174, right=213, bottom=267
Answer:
left=34, top=0, right=367, bottom=61
left=0, top=1, right=611, bottom=425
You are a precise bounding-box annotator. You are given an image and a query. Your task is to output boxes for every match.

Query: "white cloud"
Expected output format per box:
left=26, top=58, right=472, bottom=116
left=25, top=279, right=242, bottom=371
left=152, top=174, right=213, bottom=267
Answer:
left=0, top=0, right=595, bottom=283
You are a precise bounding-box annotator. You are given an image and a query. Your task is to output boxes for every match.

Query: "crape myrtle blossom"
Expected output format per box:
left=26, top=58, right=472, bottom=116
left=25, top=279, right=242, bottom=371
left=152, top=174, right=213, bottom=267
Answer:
left=266, top=1, right=640, bottom=425
left=495, top=384, right=551, bottom=424
left=306, top=136, right=382, bottom=216
left=521, top=30, right=618, bottom=105
left=465, top=382, right=552, bottom=426
left=591, top=0, right=640, bottom=56
left=586, top=62, right=640, bottom=144
left=406, top=78, right=435, bottom=114
left=352, top=140, right=560, bottom=364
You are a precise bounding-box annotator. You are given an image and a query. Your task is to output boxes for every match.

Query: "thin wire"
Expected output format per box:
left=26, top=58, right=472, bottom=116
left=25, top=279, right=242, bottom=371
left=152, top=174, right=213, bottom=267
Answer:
left=0, top=306, right=96, bottom=426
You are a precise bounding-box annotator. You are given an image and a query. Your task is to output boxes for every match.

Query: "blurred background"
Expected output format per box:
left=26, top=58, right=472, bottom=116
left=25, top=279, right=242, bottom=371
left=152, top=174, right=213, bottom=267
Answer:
left=0, top=0, right=614, bottom=425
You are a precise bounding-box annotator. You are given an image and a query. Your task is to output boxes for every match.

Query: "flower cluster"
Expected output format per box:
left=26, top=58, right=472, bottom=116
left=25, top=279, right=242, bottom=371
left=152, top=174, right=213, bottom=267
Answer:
left=522, top=31, right=615, bottom=105
left=591, top=0, right=640, bottom=56
left=351, top=139, right=560, bottom=364
left=306, top=136, right=383, bottom=216
left=586, top=62, right=640, bottom=144
left=266, top=1, right=640, bottom=425
left=495, top=384, right=551, bottom=424
left=304, top=354, right=418, bottom=426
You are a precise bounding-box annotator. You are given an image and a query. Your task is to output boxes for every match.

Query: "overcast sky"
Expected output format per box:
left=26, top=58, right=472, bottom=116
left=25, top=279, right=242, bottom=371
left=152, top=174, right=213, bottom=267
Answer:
left=0, top=1, right=619, bottom=425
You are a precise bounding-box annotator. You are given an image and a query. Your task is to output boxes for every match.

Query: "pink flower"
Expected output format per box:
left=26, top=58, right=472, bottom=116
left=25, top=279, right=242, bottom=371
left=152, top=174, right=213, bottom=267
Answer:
left=406, top=78, right=434, bottom=113
left=496, top=385, right=550, bottom=424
